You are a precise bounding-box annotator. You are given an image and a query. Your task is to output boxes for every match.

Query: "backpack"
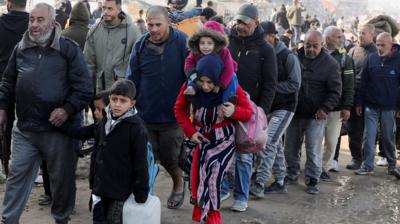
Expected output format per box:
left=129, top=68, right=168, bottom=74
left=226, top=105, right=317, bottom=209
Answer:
left=147, top=142, right=159, bottom=195
left=235, top=93, right=268, bottom=154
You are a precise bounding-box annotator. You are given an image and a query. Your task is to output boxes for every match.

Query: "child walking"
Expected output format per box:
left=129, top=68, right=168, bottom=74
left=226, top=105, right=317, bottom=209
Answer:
left=62, top=80, right=149, bottom=223
left=184, top=21, right=238, bottom=103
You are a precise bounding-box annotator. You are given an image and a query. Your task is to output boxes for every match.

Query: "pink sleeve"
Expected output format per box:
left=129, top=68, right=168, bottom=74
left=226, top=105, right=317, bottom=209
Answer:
left=218, top=48, right=236, bottom=89
left=184, top=52, right=199, bottom=74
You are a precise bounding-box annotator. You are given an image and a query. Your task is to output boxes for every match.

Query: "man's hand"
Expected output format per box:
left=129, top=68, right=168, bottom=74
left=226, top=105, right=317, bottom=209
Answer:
left=340, top=110, right=351, bottom=121
left=355, top=106, right=362, bottom=116
left=49, top=108, right=69, bottom=127
left=0, top=110, right=7, bottom=134
left=222, top=102, right=235, bottom=118
left=315, top=109, right=328, bottom=120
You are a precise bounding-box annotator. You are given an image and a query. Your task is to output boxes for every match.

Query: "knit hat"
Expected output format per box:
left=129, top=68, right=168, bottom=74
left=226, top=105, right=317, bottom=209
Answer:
left=234, top=4, right=258, bottom=24
left=203, top=21, right=225, bottom=34
left=70, top=1, right=90, bottom=23
left=196, top=54, right=224, bottom=84
left=260, top=21, right=278, bottom=34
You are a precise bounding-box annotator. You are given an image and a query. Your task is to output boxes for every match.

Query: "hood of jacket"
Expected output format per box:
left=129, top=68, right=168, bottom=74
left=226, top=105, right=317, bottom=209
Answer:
left=0, top=11, right=29, bottom=34
left=104, top=105, right=138, bottom=135
left=70, top=1, right=90, bottom=24
left=188, top=28, right=228, bottom=54
left=19, top=23, right=63, bottom=51
left=274, top=39, right=287, bottom=54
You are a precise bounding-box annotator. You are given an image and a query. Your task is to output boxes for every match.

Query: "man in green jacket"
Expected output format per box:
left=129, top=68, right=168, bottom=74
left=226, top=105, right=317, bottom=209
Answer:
left=287, top=0, right=305, bottom=44
left=321, top=26, right=354, bottom=180
left=84, top=0, right=140, bottom=93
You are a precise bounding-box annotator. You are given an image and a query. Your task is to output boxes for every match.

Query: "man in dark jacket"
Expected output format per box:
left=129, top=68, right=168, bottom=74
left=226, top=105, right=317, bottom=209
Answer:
left=346, top=24, right=377, bottom=170
left=227, top=4, right=277, bottom=212
left=275, top=4, right=289, bottom=30
left=354, top=32, right=400, bottom=178
left=126, top=6, right=188, bottom=209
left=0, top=0, right=28, bottom=77
left=0, top=3, right=93, bottom=223
left=61, top=1, right=90, bottom=50
left=320, top=26, right=354, bottom=180
left=0, top=0, right=28, bottom=179
left=250, top=21, right=301, bottom=198
left=285, top=30, right=341, bottom=194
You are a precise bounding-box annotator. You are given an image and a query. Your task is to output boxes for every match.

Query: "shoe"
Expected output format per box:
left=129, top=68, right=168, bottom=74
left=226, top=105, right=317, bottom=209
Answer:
left=346, top=160, right=361, bottom=170
left=220, top=192, right=231, bottom=201
left=38, top=195, right=52, bottom=206
left=284, top=176, right=298, bottom=185
left=329, top=160, right=339, bottom=172
left=388, top=168, right=400, bottom=179
left=249, top=182, right=264, bottom=199
left=231, top=200, right=248, bottom=212
left=320, top=171, right=331, bottom=181
left=34, top=175, right=43, bottom=184
left=354, top=167, right=374, bottom=175
left=305, top=178, right=319, bottom=194
left=264, top=181, right=287, bottom=194
left=376, top=157, right=388, bottom=167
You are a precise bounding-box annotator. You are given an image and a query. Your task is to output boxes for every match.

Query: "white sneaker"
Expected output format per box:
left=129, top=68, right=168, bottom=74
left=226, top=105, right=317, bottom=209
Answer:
left=34, top=175, right=43, bottom=184
left=376, top=157, right=388, bottom=166
left=220, top=192, right=230, bottom=201
left=231, top=200, right=248, bottom=212
left=329, top=160, right=339, bottom=172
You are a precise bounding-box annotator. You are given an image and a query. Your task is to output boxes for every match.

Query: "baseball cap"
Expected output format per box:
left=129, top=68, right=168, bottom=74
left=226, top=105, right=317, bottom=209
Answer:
left=260, top=21, right=278, bottom=35
left=234, top=4, right=258, bottom=24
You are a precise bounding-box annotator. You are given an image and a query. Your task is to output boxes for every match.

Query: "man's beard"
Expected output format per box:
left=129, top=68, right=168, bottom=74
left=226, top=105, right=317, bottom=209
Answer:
left=29, top=25, right=54, bottom=45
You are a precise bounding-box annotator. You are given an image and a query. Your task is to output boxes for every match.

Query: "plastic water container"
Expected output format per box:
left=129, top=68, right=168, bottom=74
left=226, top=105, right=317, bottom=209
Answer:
left=123, top=194, right=161, bottom=224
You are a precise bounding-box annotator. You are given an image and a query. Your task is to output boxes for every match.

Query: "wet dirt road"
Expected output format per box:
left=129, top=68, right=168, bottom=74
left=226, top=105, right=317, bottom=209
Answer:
left=0, top=137, right=399, bottom=224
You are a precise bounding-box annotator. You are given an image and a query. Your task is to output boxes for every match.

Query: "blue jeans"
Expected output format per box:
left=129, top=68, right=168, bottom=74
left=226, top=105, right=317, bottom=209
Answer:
left=291, top=25, right=302, bottom=44
left=233, top=152, right=253, bottom=202
left=255, top=110, right=294, bottom=186
left=361, top=107, right=397, bottom=171
left=285, top=118, right=326, bottom=182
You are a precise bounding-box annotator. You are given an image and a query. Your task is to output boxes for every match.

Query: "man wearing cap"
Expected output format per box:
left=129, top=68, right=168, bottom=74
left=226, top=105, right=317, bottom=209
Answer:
left=0, top=0, right=29, bottom=180
left=227, top=4, right=277, bottom=212
left=284, top=30, right=341, bottom=194
left=250, top=21, right=301, bottom=198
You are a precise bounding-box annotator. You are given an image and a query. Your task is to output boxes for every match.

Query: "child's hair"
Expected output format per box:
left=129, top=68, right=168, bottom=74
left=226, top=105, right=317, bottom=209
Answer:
left=109, top=80, right=136, bottom=100
left=94, top=90, right=110, bottom=105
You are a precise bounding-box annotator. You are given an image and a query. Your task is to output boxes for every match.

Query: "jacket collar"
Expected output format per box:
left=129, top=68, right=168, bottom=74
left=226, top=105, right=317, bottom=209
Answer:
left=230, top=25, right=264, bottom=43
left=138, top=26, right=179, bottom=54
left=19, top=23, right=62, bottom=51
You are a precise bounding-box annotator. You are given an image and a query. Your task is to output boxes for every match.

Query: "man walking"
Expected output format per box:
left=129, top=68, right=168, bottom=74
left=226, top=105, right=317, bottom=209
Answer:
left=0, top=3, right=93, bottom=223
left=250, top=21, right=301, bottom=198
left=126, top=6, right=188, bottom=209
left=354, top=32, right=400, bottom=178
left=227, top=4, right=277, bottom=211
left=320, top=26, right=354, bottom=180
left=84, top=0, right=140, bottom=92
left=285, top=30, right=341, bottom=194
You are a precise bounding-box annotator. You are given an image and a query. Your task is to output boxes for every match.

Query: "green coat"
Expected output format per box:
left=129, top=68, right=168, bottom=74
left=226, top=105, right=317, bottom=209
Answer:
left=287, top=4, right=305, bottom=26
left=84, top=12, right=141, bottom=92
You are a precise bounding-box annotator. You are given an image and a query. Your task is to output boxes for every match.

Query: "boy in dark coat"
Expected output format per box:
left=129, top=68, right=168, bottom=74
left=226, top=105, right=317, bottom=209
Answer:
left=63, top=80, right=149, bottom=223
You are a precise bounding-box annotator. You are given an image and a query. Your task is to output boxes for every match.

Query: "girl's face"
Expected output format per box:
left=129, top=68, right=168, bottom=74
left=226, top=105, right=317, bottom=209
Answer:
left=197, top=76, right=216, bottom=93
left=199, top=37, right=215, bottom=55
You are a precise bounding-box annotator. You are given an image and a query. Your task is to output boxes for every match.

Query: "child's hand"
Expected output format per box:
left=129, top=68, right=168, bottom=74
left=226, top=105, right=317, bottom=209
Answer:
left=184, top=86, right=196, bottom=95
left=213, top=85, right=220, bottom=93
left=222, top=102, right=235, bottom=118
left=190, top=132, right=209, bottom=144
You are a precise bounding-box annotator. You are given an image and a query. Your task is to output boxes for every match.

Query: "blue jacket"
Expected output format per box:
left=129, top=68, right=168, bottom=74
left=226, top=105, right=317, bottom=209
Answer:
left=126, top=28, right=188, bottom=123
left=356, top=44, right=400, bottom=110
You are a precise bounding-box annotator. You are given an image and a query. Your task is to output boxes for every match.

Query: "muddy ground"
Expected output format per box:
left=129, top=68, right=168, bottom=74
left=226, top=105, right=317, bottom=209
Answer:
left=0, top=136, right=399, bottom=224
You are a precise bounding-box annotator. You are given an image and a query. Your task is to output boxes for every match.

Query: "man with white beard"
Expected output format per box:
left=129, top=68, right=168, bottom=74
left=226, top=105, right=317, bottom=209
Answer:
left=0, top=3, right=93, bottom=223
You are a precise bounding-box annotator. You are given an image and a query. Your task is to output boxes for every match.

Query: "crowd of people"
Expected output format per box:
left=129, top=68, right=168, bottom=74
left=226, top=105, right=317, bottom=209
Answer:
left=0, top=0, right=400, bottom=223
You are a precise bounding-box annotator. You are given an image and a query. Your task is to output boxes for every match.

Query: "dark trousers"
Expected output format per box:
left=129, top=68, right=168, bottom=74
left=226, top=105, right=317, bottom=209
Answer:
left=347, top=107, right=364, bottom=164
